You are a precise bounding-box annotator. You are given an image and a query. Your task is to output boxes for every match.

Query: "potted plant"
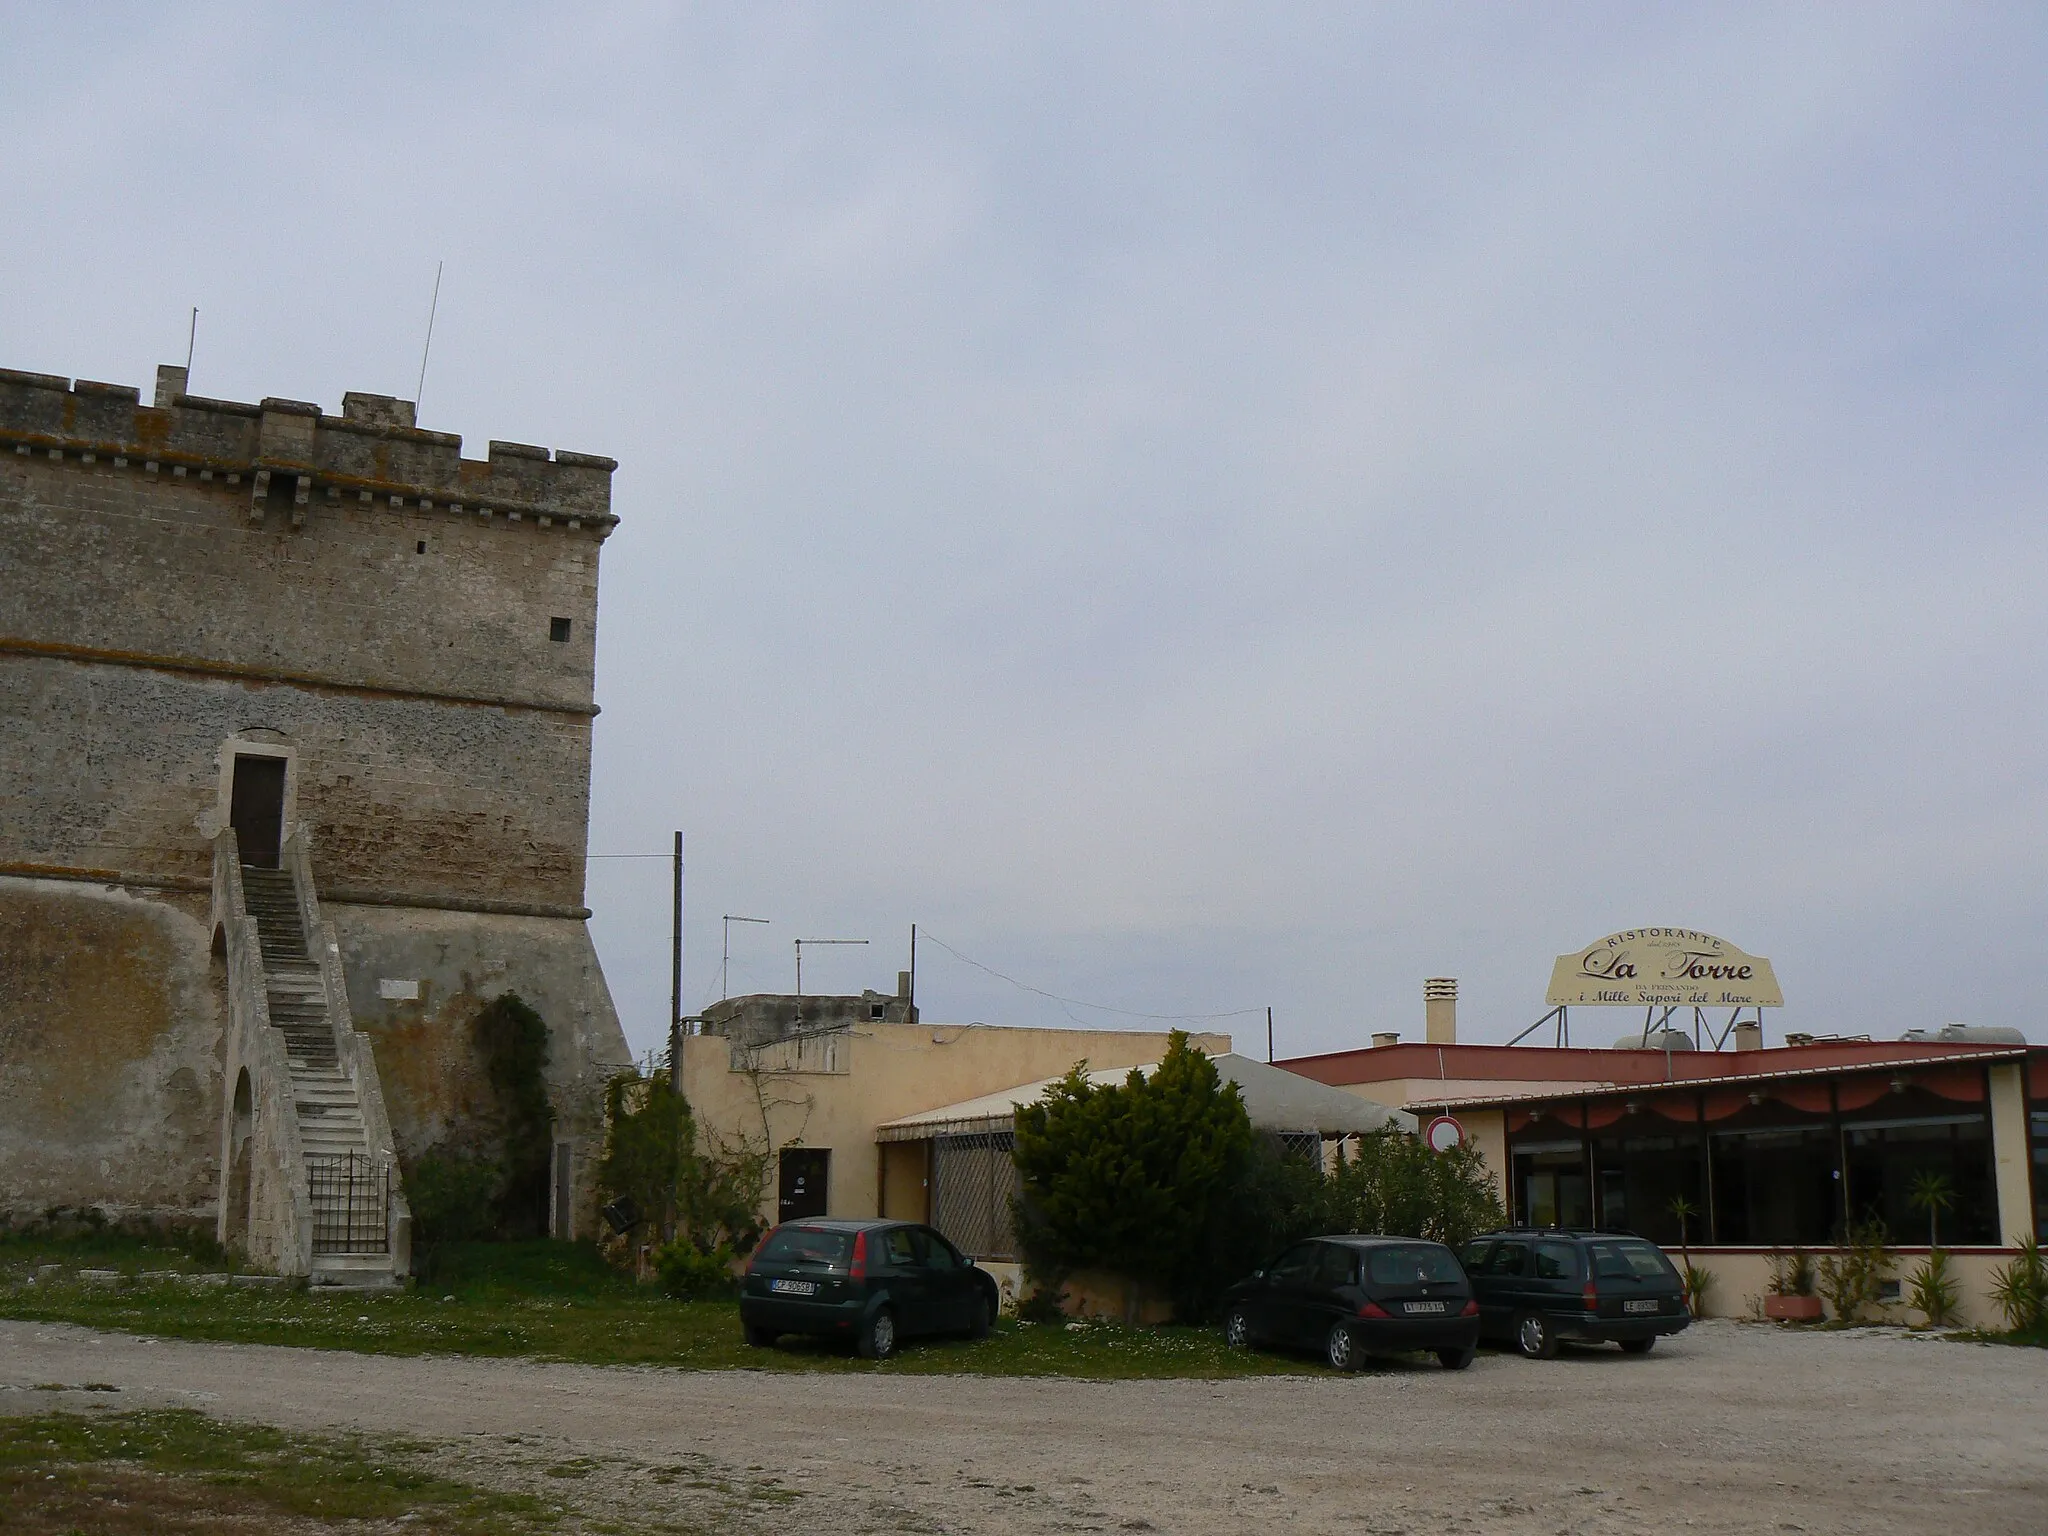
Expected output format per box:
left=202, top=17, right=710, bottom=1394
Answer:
left=1765, top=1247, right=1822, bottom=1322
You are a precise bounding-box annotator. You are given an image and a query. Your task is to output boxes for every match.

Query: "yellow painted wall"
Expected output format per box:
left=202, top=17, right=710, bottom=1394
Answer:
left=877, top=1140, right=929, bottom=1222
left=1693, top=1247, right=2021, bottom=1330
left=1988, top=1063, right=2034, bottom=1247
left=679, top=1023, right=1229, bottom=1227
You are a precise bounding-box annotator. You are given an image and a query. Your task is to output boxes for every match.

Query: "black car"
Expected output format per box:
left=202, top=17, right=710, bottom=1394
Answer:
left=1222, top=1235, right=1482, bottom=1371
left=739, top=1218, right=1000, bottom=1360
left=1460, top=1229, right=1691, bottom=1358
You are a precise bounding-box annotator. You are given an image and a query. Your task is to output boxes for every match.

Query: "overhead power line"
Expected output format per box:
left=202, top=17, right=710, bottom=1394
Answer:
left=915, top=929, right=1265, bottom=1026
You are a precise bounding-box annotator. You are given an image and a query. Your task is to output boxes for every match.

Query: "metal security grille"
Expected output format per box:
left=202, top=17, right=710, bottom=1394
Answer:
left=930, top=1131, right=1020, bottom=1261
left=308, top=1152, right=390, bottom=1254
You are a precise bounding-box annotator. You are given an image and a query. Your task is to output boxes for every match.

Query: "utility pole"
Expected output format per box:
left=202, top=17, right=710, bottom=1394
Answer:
left=1267, top=1006, right=1274, bottom=1064
left=909, top=923, right=917, bottom=1022
left=669, top=831, right=683, bottom=1083
left=721, top=914, right=770, bottom=1000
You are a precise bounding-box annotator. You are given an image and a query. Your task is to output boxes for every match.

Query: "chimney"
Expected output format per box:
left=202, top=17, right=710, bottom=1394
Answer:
left=897, top=970, right=912, bottom=1001
left=1424, top=978, right=1458, bottom=1045
left=1732, top=1020, right=1763, bottom=1052
left=153, top=364, right=188, bottom=408
left=1372, top=1031, right=1400, bottom=1049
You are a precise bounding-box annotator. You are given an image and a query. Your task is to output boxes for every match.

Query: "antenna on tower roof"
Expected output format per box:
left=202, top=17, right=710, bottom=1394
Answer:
left=184, top=307, right=197, bottom=375
left=415, top=259, right=444, bottom=411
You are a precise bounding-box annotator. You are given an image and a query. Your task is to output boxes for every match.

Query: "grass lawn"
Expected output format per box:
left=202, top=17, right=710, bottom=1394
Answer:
left=0, top=1408, right=562, bottom=1535
left=0, top=1234, right=1321, bottom=1379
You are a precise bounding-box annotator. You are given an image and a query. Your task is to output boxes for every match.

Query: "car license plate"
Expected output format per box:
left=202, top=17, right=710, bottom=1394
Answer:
left=1403, top=1300, right=1447, bottom=1315
left=769, top=1278, right=817, bottom=1296
left=1624, top=1298, right=1659, bottom=1314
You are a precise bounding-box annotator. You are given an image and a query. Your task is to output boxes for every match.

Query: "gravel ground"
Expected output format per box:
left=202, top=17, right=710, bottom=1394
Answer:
left=4, top=1318, right=2045, bottom=1534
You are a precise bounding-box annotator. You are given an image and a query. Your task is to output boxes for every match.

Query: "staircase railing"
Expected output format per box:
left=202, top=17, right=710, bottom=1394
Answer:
left=211, top=828, right=315, bottom=1276
left=281, top=824, right=413, bottom=1276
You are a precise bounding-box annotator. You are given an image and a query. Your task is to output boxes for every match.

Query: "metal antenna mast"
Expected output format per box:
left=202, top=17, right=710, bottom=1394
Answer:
left=415, top=259, right=443, bottom=408
left=794, top=938, right=868, bottom=1001
left=721, top=914, right=770, bottom=1000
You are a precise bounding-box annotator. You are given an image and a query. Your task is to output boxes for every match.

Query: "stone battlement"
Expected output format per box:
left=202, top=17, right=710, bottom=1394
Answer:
left=0, top=365, right=615, bottom=534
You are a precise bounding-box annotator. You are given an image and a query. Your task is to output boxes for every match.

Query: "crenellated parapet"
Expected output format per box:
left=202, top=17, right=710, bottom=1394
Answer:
left=0, top=365, right=616, bottom=535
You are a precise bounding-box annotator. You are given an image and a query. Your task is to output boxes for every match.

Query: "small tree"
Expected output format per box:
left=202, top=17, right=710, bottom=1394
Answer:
left=598, top=1073, right=770, bottom=1272
left=1012, top=1032, right=1254, bottom=1314
left=1323, top=1126, right=1504, bottom=1247
left=1907, top=1170, right=1955, bottom=1250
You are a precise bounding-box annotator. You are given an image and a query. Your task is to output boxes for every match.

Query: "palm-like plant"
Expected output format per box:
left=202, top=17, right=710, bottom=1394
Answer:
left=1907, top=1171, right=1955, bottom=1250
left=1989, top=1238, right=2048, bottom=1334
left=1668, top=1194, right=1700, bottom=1304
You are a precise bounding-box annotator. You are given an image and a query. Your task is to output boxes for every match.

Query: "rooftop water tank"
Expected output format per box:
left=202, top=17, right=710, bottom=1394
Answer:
left=1899, top=1023, right=2028, bottom=1045
left=1613, top=1029, right=1696, bottom=1051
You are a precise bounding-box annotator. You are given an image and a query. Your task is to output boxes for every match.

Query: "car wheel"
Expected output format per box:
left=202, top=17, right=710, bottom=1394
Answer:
left=1515, top=1311, right=1558, bottom=1360
left=967, top=1292, right=994, bottom=1341
left=742, top=1324, right=778, bottom=1349
left=857, top=1306, right=898, bottom=1361
left=1326, top=1322, right=1361, bottom=1372
left=1619, top=1336, right=1656, bottom=1356
left=1223, top=1306, right=1255, bottom=1351
left=1436, top=1345, right=1477, bottom=1371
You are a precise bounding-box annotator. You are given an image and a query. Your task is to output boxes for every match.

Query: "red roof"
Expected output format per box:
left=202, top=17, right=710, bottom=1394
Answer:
left=1277, top=1037, right=2030, bottom=1091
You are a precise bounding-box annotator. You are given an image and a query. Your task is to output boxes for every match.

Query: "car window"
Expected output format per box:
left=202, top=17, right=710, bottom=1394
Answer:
left=1460, top=1240, right=1493, bottom=1272
left=882, top=1228, right=918, bottom=1267
left=1589, top=1239, right=1677, bottom=1281
left=1534, top=1240, right=1579, bottom=1280
left=1268, top=1243, right=1320, bottom=1283
left=1487, top=1240, right=1529, bottom=1277
left=755, top=1226, right=852, bottom=1269
left=1312, top=1245, right=1357, bottom=1289
left=914, top=1229, right=962, bottom=1270
left=1365, top=1244, right=1463, bottom=1286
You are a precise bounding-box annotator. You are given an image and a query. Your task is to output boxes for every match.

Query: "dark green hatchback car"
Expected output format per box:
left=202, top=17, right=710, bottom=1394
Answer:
left=1461, top=1229, right=1691, bottom=1358
left=739, top=1218, right=1000, bottom=1360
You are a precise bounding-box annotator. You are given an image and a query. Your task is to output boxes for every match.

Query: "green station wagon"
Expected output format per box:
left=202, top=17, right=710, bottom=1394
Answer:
left=1461, top=1229, right=1691, bottom=1358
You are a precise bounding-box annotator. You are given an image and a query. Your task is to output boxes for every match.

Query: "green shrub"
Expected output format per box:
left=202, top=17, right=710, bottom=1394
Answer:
left=1766, top=1247, right=1816, bottom=1297
left=1012, top=1031, right=1254, bottom=1317
left=1906, top=1248, right=1962, bottom=1328
left=1682, top=1263, right=1716, bottom=1317
left=1818, top=1222, right=1894, bottom=1324
left=1989, top=1238, right=2048, bottom=1334
left=400, top=992, right=558, bottom=1245
left=653, top=1241, right=740, bottom=1300
left=405, top=1153, right=503, bottom=1245
left=1321, top=1125, right=1505, bottom=1249
left=597, top=1074, right=768, bottom=1260
left=475, top=993, right=556, bottom=1239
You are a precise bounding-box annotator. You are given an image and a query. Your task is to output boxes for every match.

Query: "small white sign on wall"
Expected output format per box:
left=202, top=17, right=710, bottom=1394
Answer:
left=378, top=978, right=420, bottom=1001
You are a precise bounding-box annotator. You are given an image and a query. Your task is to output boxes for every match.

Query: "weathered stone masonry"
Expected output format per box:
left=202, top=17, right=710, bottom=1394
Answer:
left=0, top=362, right=633, bottom=1246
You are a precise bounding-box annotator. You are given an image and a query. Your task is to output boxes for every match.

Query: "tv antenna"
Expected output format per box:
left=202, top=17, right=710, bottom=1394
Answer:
left=795, top=938, right=867, bottom=1000
left=415, top=259, right=444, bottom=409
left=721, top=914, right=770, bottom=1000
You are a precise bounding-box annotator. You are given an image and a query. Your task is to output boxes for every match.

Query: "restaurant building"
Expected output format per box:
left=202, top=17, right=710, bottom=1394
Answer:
left=1280, top=933, right=2045, bottom=1327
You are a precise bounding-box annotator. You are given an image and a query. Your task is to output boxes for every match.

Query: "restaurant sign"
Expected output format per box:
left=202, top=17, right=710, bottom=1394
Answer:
left=1545, top=928, right=1782, bottom=1008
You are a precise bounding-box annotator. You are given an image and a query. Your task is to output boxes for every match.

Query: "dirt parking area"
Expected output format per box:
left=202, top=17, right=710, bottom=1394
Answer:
left=4, top=1318, right=2045, bottom=1534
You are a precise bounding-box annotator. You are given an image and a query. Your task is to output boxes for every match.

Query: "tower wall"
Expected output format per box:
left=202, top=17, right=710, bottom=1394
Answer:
left=0, top=366, right=633, bottom=1229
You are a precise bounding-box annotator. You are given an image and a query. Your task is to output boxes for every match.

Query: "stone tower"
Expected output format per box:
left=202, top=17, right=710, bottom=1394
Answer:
left=0, top=361, right=633, bottom=1278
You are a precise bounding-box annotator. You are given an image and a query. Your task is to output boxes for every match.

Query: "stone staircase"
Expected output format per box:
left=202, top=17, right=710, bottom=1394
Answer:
left=240, top=865, right=395, bottom=1286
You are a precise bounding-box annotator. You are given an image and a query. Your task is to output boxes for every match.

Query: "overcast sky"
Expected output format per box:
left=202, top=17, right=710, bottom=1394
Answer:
left=7, top=4, right=2045, bottom=1059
